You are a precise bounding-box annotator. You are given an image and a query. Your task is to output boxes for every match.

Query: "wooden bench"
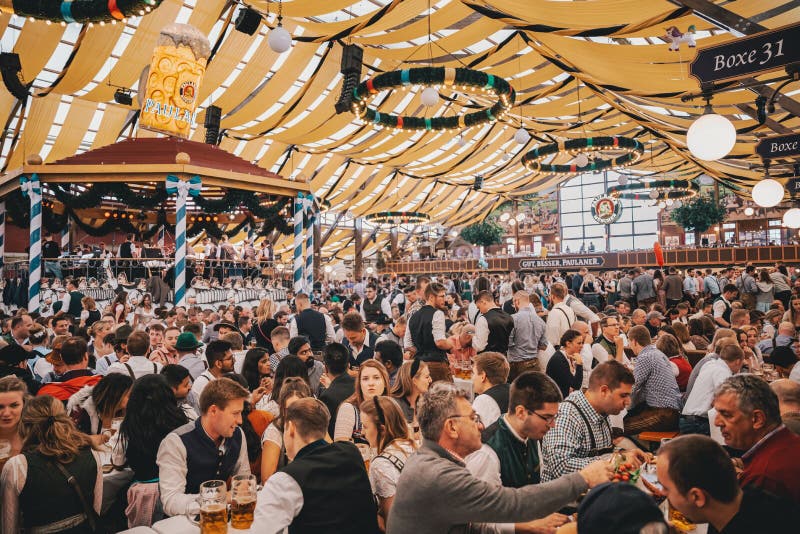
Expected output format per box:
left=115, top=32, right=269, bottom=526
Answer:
left=637, top=431, right=679, bottom=451
left=685, top=349, right=707, bottom=368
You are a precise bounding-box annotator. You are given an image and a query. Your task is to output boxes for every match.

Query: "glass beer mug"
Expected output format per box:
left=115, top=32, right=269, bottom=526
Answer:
left=230, top=474, right=257, bottom=530
left=186, top=480, right=228, bottom=534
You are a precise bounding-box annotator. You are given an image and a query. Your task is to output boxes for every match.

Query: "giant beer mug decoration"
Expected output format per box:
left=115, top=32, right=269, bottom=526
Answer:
left=139, top=23, right=211, bottom=139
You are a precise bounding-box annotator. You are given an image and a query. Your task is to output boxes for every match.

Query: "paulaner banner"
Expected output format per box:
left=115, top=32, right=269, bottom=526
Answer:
left=139, top=23, right=211, bottom=139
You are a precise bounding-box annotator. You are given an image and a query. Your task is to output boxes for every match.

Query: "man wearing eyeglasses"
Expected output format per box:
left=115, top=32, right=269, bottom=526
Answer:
left=388, top=382, right=613, bottom=534
left=541, top=361, right=648, bottom=483
left=590, top=316, right=629, bottom=371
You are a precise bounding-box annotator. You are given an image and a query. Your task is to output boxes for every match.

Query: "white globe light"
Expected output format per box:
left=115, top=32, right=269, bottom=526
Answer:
left=574, top=153, right=589, bottom=167
left=366, top=266, right=375, bottom=275
left=686, top=114, right=736, bottom=161
left=323, top=265, right=333, bottom=273
left=421, top=87, right=439, bottom=107
left=507, top=218, right=516, bottom=226
left=744, top=207, right=754, bottom=217
left=698, top=174, right=714, bottom=185
left=499, top=212, right=510, bottom=222
left=658, top=201, right=666, bottom=209
left=752, top=178, right=785, bottom=208
left=673, top=200, right=682, bottom=208
left=515, top=213, right=525, bottom=222
left=514, top=127, right=531, bottom=145
left=618, top=175, right=628, bottom=186
left=268, top=26, right=292, bottom=53
left=649, top=189, right=659, bottom=199
left=666, top=199, right=674, bottom=206
left=784, top=208, right=800, bottom=229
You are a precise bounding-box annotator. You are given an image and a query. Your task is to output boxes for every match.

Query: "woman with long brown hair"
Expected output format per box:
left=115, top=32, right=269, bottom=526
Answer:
left=260, top=377, right=313, bottom=482
left=360, top=396, right=416, bottom=529
left=1, top=395, right=101, bottom=534
left=391, top=359, right=432, bottom=424
left=334, top=359, right=390, bottom=443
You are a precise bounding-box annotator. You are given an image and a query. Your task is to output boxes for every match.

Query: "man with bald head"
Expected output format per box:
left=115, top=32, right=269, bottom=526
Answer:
left=630, top=308, right=646, bottom=327
left=771, top=379, right=800, bottom=435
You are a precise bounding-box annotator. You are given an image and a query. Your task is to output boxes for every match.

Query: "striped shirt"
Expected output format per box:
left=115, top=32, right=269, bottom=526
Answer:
left=631, top=344, right=681, bottom=411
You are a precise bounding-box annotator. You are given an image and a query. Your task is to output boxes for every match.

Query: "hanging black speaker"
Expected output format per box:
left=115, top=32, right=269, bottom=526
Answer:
left=0, top=53, right=29, bottom=101
left=335, top=44, right=364, bottom=114
left=204, top=105, right=222, bottom=145
left=235, top=7, right=262, bottom=36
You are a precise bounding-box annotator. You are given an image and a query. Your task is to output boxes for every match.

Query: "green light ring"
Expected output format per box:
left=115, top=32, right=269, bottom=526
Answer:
left=607, top=179, right=700, bottom=201
left=351, top=66, right=515, bottom=132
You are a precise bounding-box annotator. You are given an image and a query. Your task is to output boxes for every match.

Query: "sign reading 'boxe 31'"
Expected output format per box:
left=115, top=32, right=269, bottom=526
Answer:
left=690, top=22, right=800, bottom=84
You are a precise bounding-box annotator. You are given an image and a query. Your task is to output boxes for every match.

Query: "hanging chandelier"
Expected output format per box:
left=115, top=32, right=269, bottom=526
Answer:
left=364, top=211, right=431, bottom=225
left=522, top=136, right=644, bottom=176
left=606, top=179, right=700, bottom=201
left=351, top=67, right=515, bottom=132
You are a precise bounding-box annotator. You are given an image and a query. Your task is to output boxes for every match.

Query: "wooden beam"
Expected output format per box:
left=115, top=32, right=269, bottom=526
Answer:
left=320, top=211, right=346, bottom=246
left=313, top=217, right=322, bottom=282
left=354, top=217, right=363, bottom=280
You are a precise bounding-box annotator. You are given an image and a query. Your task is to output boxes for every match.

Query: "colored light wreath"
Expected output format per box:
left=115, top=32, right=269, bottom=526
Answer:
left=606, top=179, right=700, bottom=201
left=522, top=136, right=644, bottom=176
left=1, top=0, right=163, bottom=23
left=365, top=211, right=431, bottom=225
left=351, top=66, right=515, bottom=132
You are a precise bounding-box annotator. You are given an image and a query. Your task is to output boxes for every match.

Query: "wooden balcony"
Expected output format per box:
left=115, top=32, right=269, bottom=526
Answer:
left=382, top=245, right=800, bottom=274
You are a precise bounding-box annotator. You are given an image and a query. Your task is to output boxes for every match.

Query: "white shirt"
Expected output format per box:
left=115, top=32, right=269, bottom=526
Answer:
left=713, top=298, right=731, bottom=321
left=252, top=471, right=304, bottom=532
left=545, top=302, right=576, bottom=347
left=106, top=355, right=162, bottom=379
left=473, top=394, right=502, bottom=429
left=191, top=370, right=216, bottom=399
left=565, top=295, right=600, bottom=324
left=789, top=361, right=800, bottom=384
left=682, top=359, right=733, bottom=416
left=473, top=313, right=493, bottom=353
left=233, top=349, right=248, bottom=374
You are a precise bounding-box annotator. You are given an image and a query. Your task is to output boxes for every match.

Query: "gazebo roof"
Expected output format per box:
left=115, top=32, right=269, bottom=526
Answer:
left=52, top=137, right=275, bottom=177
left=0, top=137, right=309, bottom=198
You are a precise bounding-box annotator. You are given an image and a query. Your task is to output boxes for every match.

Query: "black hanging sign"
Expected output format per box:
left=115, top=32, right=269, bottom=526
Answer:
left=518, top=256, right=605, bottom=270
left=690, top=22, right=800, bottom=84
left=756, top=133, right=800, bottom=159
left=787, top=177, right=800, bottom=197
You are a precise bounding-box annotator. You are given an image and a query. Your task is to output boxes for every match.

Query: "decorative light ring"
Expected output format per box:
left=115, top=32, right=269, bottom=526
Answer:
left=522, top=136, right=644, bottom=176
left=1, top=0, right=163, bottom=24
left=606, top=179, right=700, bottom=201
left=351, top=66, right=515, bottom=132
left=365, top=211, right=431, bottom=225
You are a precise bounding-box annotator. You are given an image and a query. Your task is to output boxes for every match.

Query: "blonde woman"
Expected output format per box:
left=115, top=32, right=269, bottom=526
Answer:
left=0, top=376, right=29, bottom=464
left=1, top=395, right=102, bottom=534
left=360, top=396, right=417, bottom=528
left=253, top=298, right=279, bottom=351
left=79, top=296, right=101, bottom=329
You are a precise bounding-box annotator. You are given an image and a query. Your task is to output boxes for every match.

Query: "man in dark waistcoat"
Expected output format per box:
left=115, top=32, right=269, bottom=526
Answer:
left=406, top=282, right=454, bottom=383
left=157, top=377, right=252, bottom=517
left=253, top=397, right=379, bottom=534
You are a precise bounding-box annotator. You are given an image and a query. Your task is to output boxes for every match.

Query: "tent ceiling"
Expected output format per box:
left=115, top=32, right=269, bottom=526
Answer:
left=1, top=0, right=799, bottom=263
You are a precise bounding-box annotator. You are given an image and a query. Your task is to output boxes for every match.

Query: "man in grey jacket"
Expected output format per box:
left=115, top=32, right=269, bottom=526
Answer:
left=387, top=383, right=613, bottom=534
left=631, top=268, right=656, bottom=309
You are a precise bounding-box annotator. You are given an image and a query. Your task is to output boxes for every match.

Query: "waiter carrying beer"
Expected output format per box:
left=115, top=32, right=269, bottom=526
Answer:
left=404, top=282, right=454, bottom=383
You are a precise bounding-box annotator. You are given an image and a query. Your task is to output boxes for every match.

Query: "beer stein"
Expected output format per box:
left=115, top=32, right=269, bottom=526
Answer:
left=186, top=480, right=228, bottom=534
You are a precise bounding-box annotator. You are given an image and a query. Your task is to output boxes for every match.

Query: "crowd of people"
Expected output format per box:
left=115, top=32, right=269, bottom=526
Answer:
left=0, top=261, right=798, bottom=533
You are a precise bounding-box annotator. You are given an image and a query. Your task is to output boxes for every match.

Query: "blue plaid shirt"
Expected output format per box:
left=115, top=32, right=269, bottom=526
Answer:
left=631, top=344, right=681, bottom=410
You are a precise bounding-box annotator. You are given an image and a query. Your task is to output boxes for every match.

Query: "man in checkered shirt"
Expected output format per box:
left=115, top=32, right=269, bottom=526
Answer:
left=542, top=361, right=648, bottom=481
left=623, top=325, right=681, bottom=434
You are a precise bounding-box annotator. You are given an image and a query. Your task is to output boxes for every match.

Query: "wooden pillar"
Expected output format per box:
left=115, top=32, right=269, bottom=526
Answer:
left=354, top=217, right=363, bottom=280
left=313, top=217, right=322, bottom=282
left=390, top=228, right=399, bottom=259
